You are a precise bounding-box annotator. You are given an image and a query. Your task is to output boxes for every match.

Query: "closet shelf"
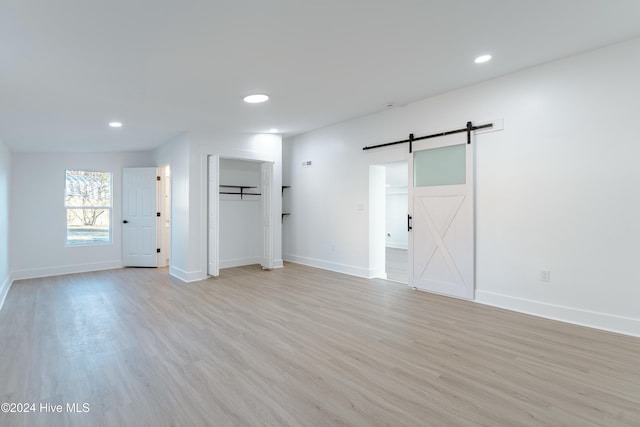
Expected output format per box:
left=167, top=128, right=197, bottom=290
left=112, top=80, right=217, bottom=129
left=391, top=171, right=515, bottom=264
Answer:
left=219, top=185, right=261, bottom=199
left=281, top=186, right=291, bottom=223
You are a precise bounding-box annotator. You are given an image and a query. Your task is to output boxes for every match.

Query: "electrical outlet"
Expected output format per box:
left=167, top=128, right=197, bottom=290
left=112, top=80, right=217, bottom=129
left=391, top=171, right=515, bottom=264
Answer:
left=540, top=269, right=551, bottom=282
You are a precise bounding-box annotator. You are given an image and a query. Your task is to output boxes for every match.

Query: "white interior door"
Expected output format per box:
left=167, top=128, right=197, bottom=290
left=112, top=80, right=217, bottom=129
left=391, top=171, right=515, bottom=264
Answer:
left=260, top=162, right=274, bottom=269
left=408, top=135, right=475, bottom=299
left=122, top=167, right=158, bottom=267
left=208, top=155, right=220, bottom=276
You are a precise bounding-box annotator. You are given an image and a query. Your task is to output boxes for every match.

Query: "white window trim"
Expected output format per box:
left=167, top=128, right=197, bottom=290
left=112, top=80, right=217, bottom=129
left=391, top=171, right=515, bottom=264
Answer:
left=64, top=170, right=113, bottom=246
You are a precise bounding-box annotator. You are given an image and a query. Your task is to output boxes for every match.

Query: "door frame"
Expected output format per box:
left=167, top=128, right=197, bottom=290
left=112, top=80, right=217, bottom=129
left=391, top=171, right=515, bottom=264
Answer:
left=157, top=164, right=171, bottom=268
left=203, top=154, right=276, bottom=277
left=207, top=155, right=220, bottom=276
left=261, top=161, right=275, bottom=269
left=368, top=161, right=410, bottom=283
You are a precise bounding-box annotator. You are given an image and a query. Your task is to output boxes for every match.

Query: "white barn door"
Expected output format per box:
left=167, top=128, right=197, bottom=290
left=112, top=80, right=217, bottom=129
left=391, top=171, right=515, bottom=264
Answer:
left=122, top=167, right=158, bottom=267
left=408, top=135, right=475, bottom=299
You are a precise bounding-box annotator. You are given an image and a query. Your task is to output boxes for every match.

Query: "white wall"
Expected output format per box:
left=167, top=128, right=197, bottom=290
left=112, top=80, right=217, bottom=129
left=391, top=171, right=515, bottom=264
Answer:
left=154, top=131, right=282, bottom=282
left=284, top=132, right=387, bottom=277
left=219, top=159, right=263, bottom=268
left=284, top=37, right=640, bottom=336
left=0, top=139, right=10, bottom=309
left=11, top=151, right=154, bottom=279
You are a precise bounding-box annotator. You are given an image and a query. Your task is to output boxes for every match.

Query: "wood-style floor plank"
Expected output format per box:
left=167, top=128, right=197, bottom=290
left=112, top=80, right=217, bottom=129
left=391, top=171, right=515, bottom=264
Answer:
left=0, top=263, right=638, bottom=426
left=385, top=247, right=408, bottom=284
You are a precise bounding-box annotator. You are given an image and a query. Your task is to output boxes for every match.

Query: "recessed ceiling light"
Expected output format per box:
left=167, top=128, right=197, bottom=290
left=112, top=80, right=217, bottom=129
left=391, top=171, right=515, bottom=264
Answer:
left=109, top=122, right=122, bottom=128
left=243, top=94, right=269, bottom=103
left=474, top=54, right=492, bottom=64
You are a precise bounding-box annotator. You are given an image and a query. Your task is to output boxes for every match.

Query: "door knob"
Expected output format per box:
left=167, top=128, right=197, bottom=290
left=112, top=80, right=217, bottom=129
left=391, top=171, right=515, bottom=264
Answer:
left=123, top=220, right=129, bottom=224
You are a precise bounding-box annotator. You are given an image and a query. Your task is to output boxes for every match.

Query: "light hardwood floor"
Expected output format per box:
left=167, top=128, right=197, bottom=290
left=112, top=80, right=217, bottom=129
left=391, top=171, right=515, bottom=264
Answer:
left=0, top=264, right=638, bottom=426
left=386, top=247, right=408, bottom=284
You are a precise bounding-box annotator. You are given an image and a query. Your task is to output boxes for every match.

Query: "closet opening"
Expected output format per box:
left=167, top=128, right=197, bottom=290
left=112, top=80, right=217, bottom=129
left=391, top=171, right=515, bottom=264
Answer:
left=219, top=159, right=264, bottom=269
left=207, top=156, right=275, bottom=276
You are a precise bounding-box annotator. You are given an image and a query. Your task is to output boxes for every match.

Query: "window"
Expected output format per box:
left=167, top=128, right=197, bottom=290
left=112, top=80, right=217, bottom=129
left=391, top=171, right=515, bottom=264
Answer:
left=65, top=170, right=112, bottom=245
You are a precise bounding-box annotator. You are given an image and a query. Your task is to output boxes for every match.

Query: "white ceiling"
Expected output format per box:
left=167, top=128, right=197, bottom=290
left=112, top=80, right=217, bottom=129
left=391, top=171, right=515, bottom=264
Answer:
left=2, top=0, right=640, bottom=153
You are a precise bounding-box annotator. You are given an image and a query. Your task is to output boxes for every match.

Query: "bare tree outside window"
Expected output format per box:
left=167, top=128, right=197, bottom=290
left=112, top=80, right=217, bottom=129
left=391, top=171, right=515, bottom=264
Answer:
left=65, top=170, right=112, bottom=244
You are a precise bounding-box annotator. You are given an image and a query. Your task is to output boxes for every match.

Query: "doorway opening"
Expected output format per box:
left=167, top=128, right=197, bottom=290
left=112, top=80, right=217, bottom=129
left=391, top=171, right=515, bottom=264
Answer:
left=121, top=165, right=171, bottom=269
left=369, top=161, right=408, bottom=284
left=158, top=165, right=171, bottom=268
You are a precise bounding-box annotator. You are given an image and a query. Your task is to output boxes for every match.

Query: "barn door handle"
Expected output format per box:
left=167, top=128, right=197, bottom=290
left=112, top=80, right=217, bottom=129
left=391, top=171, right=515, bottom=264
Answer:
left=122, top=220, right=129, bottom=224
left=408, top=215, right=412, bottom=231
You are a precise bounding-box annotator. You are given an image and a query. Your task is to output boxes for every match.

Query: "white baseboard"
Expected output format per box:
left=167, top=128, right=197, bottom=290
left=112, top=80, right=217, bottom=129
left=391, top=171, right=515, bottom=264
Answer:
left=385, top=243, right=408, bottom=250
left=0, top=274, right=12, bottom=312
left=171, top=259, right=284, bottom=281
left=12, top=261, right=122, bottom=281
left=169, top=265, right=205, bottom=283
left=476, top=290, right=640, bottom=338
left=283, top=254, right=372, bottom=278
left=220, top=257, right=263, bottom=269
